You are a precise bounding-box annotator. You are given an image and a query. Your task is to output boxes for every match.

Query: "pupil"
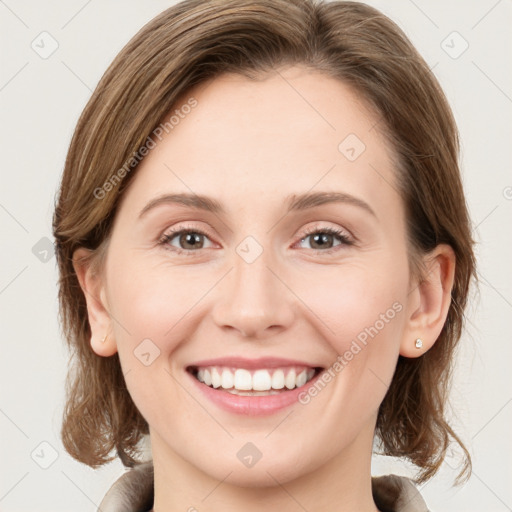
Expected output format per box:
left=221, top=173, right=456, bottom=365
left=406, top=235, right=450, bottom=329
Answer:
left=312, top=233, right=332, bottom=249
left=182, top=233, right=202, bottom=249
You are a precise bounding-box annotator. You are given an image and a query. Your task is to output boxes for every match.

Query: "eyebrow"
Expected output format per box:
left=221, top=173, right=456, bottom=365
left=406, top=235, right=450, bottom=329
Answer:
left=138, top=191, right=376, bottom=219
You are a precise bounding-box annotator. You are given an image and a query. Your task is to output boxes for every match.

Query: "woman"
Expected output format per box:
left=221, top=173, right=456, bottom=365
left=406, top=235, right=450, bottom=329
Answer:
left=52, top=1, right=475, bottom=510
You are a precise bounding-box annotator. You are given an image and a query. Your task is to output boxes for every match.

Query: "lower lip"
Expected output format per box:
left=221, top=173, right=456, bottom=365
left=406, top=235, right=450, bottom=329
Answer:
left=186, top=369, right=323, bottom=416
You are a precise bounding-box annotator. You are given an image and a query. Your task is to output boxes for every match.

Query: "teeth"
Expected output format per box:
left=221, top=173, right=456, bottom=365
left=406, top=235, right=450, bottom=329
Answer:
left=221, top=369, right=234, bottom=389
left=253, top=369, right=271, bottom=391
left=296, top=370, right=308, bottom=388
left=227, top=389, right=284, bottom=396
left=285, top=369, right=296, bottom=389
left=271, top=369, right=285, bottom=389
left=211, top=367, right=222, bottom=388
left=203, top=369, right=212, bottom=386
left=194, top=366, right=317, bottom=391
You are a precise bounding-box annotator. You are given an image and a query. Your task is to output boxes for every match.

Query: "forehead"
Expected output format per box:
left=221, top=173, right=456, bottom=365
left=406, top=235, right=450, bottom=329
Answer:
left=116, top=65, right=400, bottom=221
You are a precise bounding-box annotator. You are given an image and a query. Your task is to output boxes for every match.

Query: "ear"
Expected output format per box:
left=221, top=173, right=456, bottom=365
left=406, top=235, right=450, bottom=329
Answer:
left=72, top=247, right=118, bottom=357
left=400, top=244, right=456, bottom=358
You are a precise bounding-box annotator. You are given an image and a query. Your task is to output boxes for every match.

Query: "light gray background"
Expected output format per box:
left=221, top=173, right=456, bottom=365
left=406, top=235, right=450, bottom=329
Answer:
left=1, top=1, right=511, bottom=511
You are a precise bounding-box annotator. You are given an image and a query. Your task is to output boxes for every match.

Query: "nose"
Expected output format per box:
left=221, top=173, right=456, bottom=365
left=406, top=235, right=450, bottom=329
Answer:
left=211, top=246, right=295, bottom=339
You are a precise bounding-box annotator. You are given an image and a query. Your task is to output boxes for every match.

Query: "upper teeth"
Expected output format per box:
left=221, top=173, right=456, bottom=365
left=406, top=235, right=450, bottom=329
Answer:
left=195, top=367, right=316, bottom=391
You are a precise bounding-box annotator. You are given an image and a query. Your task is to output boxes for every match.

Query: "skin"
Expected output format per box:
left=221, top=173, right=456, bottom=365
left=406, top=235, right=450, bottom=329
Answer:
left=74, top=65, right=455, bottom=511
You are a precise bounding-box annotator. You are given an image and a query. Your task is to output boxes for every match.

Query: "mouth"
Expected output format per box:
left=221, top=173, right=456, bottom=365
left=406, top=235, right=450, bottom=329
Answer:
left=186, top=365, right=324, bottom=396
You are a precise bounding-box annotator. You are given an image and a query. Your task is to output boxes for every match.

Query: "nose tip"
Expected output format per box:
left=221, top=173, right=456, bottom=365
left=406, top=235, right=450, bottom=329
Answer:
left=211, top=255, right=295, bottom=340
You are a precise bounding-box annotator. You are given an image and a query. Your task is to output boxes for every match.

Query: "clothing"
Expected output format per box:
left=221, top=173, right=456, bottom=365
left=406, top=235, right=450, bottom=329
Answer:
left=97, top=460, right=429, bottom=512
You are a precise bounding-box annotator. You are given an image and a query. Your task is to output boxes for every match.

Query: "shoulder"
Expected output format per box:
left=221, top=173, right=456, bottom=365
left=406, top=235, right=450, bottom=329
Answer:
left=97, top=461, right=154, bottom=512
left=97, top=462, right=428, bottom=512
left=372, top=474, right=429, bottom=512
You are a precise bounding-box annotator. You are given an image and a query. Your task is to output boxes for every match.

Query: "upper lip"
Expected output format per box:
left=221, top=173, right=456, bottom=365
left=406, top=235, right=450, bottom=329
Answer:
left=187, top=357, right=323, bottom=370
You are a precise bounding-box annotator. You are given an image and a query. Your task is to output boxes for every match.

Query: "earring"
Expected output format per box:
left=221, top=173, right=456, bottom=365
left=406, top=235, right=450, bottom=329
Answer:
left=415, top=338, right=423, bottom=349
left=101, top=333, right=108, bottom=343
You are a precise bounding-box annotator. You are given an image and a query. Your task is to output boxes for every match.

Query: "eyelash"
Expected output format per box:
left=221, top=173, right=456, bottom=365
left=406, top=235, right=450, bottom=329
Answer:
left=157, top=224, right=353, bottom=256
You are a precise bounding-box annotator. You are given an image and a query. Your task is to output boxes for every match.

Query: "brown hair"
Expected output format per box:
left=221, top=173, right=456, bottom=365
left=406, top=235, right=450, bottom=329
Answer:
left=52, top=0, right=475, bottom=484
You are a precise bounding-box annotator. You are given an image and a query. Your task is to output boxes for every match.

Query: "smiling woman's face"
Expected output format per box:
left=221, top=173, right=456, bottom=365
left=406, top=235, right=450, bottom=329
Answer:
left=78, top=65, right=433, bottom=486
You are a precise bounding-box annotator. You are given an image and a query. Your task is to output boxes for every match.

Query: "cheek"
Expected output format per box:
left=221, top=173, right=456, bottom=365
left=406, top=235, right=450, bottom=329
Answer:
left=107, top=256, right=206, bottom=346
left=300, top=262, right=407, bottom=352
left=106, top=259, right=201, bottom=427
left=295, top=260, right=408, bottom=414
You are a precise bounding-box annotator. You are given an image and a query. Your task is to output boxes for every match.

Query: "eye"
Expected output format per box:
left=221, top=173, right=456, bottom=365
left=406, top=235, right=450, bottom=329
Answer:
left=158, top=225, right=215, bottom=255
left=294, top=225, right=353, bottom=254
left=158, top=223, right=353, bottom=256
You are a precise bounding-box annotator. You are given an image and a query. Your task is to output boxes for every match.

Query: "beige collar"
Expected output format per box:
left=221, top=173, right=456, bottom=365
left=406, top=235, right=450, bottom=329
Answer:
left=98, top=461, right=429, bottom=512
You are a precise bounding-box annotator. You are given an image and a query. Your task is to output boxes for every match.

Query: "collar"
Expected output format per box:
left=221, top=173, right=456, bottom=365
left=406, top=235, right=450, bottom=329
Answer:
left=97, top=460, right=429, bottom=512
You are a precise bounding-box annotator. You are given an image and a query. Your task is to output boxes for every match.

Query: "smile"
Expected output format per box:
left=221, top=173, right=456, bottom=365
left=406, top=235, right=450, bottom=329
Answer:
left=185, top=358, right=325, bottom=416
left=188, top=365, right=321, bottom=394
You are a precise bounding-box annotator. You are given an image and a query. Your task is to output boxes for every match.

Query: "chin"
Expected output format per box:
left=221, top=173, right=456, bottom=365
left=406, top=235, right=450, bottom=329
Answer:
left=214, top=460, right=308, bottom=488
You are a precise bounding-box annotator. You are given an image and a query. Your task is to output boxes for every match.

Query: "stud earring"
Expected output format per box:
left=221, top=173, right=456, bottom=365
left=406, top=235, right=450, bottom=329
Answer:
left=101, top=334, right=108, bottom=343
left=415, top=338, right=423, bottom=349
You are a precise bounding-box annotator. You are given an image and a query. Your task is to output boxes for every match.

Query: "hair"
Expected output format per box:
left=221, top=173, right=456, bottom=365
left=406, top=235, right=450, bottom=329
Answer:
left=52, top=0, right=475, bottom=485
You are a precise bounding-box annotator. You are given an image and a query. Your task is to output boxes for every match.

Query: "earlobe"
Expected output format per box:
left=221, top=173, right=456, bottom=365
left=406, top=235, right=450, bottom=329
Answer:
left=400, top=244, right=456, bottom=358
left=90, top=329, right=118, bottom=357
left=72, top=247, right=118, bottom=357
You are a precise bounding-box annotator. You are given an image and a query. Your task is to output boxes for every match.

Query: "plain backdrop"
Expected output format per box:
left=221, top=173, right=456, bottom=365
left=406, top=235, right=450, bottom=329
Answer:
left=0, top=1, right=511, bottom=511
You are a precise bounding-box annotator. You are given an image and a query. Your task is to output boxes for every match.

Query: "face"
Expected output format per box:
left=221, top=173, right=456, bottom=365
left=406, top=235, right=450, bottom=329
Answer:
left=84, top=65, right=422, bottom=486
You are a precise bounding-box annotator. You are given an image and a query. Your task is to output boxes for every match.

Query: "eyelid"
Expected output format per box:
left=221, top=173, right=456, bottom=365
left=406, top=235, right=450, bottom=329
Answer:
left=297, top=222, right=354, bottom=241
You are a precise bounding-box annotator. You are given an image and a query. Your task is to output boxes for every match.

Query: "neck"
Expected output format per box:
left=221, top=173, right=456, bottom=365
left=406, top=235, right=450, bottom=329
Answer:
left=150, top=420, right=380, bottom=512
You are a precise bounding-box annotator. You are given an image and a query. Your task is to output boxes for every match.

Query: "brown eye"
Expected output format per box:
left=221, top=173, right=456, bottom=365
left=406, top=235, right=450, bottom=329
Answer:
left=159, top=228, right=214, bottom=254
left=296, top=227, right=352, bottom=253
left=177, top=232, right=205, bottom=250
